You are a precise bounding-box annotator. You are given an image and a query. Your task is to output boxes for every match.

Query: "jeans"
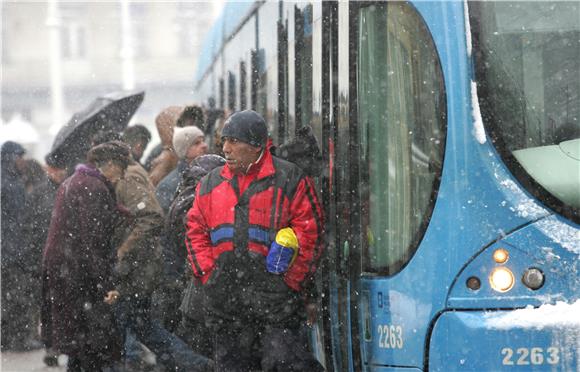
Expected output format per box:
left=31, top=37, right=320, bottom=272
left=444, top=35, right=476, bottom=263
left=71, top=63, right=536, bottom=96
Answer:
left=123, top=329, right=143, bottom=364
left=114, top=297, right=212, bottom=371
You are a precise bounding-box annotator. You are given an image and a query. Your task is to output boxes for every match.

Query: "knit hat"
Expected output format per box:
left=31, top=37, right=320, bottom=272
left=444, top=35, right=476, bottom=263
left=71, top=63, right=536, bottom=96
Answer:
left=221, top=110, right=267, bottom=148
left=173, top=126, right=205, bottom=159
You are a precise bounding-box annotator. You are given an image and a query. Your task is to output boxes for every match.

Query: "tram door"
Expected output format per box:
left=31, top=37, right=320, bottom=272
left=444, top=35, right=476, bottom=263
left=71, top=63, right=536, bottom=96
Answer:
left=329, top=1, right=447, bottom=370
left=322, top=1, right=364, bottom=371
left=344, top=2, right=446, bottom=371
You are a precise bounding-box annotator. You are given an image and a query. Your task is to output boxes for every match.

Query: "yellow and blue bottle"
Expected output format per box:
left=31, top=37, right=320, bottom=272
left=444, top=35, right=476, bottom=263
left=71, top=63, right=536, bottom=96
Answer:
left=266, top=227, right=299, bottom=274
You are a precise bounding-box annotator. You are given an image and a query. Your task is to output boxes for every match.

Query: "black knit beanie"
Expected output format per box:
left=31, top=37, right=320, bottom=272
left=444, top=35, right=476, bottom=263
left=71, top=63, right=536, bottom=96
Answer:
left=221, top=110, right=267, bottom=148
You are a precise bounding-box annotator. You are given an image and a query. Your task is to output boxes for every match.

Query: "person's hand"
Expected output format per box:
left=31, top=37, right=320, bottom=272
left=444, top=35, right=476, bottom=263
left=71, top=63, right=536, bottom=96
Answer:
left=104, top=290, right=120, bottom=305
left=306, top=303, right=317, bottom=327
left=117, top=242, right=130, bottom=260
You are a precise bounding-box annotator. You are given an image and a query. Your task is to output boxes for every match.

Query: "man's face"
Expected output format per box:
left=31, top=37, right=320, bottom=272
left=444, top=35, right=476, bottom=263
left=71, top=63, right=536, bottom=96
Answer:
left=185, top=136, right=208, bottom=163
left=222, top=137, right=261, bottom=174
left=46, top=166, right=67, bottom=184
left=131, top=142, right=145, bottom=162
left=14, top=155, right=27, bottom=175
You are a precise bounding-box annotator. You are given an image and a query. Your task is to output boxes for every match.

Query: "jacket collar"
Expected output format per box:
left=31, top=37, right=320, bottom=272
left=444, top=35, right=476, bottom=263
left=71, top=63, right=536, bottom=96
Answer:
left=75, top=163, right=119, bottom=200
left=177, top=159, right=189, bottom=173
left=75, top=163, right=106, bottom=181
left=220, top=143, right=276, bottom=181
left=75, top=163, right=117, bottom=191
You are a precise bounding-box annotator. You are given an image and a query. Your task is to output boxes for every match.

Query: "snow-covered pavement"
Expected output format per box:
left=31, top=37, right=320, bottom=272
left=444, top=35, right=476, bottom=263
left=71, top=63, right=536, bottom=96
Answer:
left=1, top=349, right=65, bottom=372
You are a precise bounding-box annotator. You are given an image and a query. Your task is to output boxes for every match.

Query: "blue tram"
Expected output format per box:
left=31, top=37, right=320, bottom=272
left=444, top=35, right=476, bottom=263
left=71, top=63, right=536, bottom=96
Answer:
left=193, top=1, right=580, bottom=371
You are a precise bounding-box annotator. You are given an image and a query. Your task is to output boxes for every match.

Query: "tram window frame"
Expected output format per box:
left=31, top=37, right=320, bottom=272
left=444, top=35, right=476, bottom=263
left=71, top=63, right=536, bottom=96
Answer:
left=355, top=2, right=446, bottom=275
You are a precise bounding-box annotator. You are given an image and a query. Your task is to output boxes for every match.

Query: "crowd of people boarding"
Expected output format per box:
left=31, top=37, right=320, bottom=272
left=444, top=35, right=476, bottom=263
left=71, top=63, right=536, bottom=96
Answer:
left=1, top=98, right=325, bottom=372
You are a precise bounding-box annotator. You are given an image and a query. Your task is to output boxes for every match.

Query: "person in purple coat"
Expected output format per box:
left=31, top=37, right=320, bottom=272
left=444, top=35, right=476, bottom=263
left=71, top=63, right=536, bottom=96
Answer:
left=41, top=141, right=131, bottom=371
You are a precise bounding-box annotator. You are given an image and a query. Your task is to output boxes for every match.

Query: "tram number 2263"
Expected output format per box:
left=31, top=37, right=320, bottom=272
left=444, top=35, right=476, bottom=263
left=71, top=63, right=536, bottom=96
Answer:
left=377, top=325, right=404, bottom=349
left=501, top=347, right=560, bottom=366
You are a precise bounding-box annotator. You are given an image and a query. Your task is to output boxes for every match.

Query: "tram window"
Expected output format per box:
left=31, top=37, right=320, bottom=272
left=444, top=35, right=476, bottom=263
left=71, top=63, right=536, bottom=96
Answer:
left=218, top=78, right=225, bottom=109
left=228, top=71, right=236, bottom=112
left=250, top=47, right=268, bottom=117
left=251, top=50, right=258, bottom=110
left=240, top=61, right=247, bottom=110
left=357, top=3, right=446, bottom=274
left=295, top=4, right=313, bottom=132
left=471, top=2, right=579, bottom=150
left=277, top=18, right=289, bottom=144
left=257, top=72, right=268, bottom=118
left=470, top=2, right=580, bottom=215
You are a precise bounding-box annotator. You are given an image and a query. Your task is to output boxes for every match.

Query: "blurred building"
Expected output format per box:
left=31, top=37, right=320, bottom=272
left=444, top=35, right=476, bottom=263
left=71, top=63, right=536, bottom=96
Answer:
left=2, top=1, right=217, bottom=160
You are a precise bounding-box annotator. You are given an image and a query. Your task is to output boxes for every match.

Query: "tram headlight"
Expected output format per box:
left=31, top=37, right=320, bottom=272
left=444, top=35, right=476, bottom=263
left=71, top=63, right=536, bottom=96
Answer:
left=489, top=267, right=515, bottom=292
left=466, top=276, right=481, bottom=291
left=522, top=268, right=544, bottom=290
left=493, top=248, right=509, bottom=264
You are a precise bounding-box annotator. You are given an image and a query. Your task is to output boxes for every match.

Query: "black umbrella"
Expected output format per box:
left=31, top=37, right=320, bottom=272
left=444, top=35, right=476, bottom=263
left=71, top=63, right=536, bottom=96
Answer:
left=47, top=90, right=145, bottom=168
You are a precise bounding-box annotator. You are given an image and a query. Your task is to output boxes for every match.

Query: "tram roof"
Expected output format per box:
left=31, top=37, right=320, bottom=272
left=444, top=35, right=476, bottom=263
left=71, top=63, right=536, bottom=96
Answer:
left=194, top=1, right=257, bottom=85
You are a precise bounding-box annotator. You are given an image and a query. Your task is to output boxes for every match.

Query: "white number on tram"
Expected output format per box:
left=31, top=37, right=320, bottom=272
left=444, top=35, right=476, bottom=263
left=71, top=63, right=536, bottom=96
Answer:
left=501, top=347, right=560, bottom=366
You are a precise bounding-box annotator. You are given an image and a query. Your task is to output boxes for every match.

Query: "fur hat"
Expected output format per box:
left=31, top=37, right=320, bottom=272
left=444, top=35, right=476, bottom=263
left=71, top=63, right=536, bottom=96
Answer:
left=173, top=126, right=205, bottom=159
left=87, top=140, right=131, bottom=169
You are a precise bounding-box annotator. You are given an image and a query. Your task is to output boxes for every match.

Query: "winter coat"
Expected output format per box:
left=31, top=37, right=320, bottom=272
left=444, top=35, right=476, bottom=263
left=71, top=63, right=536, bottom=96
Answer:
left=1, top=142, right=30, bottom=349
left=1, top=142, right=26, bottom=270
left=21, top=176, right=60, bottom=281
left=41, top=164, right=124, bottom=361
left=156, top=160, right=188, bottom=213
left=114, top=161, right=164, bottom=297
left=163, top=155, right=225, bottom=282
left=185, top=148, right=324, bottom=325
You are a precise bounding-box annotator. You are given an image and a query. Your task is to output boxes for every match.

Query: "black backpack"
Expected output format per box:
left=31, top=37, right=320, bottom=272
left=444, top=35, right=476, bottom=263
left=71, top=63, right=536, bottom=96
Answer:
left=272, top=125, right=322, bottom=178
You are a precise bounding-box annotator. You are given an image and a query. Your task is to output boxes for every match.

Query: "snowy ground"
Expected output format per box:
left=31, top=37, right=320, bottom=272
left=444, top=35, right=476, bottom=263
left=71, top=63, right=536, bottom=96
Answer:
left=1, top=349, right=66, bottom=372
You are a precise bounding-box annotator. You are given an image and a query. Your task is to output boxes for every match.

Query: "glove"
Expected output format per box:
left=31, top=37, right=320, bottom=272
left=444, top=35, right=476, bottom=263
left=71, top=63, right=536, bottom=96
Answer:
left=266, top=227, right=299, bottom=274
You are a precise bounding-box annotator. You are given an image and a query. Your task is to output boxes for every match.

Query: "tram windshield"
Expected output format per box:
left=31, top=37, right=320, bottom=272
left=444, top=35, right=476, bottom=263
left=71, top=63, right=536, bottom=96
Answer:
left=470, top=2, right=580, bottom=216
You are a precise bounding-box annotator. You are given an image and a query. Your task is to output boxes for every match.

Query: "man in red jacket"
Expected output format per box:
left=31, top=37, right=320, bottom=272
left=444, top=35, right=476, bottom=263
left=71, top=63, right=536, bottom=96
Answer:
left=185, top=110, right=324, bottom=371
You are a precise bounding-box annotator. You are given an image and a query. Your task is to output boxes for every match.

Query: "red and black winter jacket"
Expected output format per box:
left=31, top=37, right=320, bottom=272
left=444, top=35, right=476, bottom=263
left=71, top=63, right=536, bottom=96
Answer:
left=185, top=148, right=323, bottom=291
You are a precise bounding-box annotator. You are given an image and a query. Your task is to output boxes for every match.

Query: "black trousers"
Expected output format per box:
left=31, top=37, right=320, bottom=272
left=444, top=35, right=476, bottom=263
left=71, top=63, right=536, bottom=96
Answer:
left=114, top=297, right=213, bottom=372
left=177, top=280, right=213, bottom=358
left=213, top=322, right=324, bottom=372
left=66, top=352, right=110, bottom=372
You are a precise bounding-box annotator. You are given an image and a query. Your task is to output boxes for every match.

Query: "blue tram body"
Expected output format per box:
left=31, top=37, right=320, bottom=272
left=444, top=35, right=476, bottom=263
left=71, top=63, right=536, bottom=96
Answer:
left=194, top=1, right=580, bottom=371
